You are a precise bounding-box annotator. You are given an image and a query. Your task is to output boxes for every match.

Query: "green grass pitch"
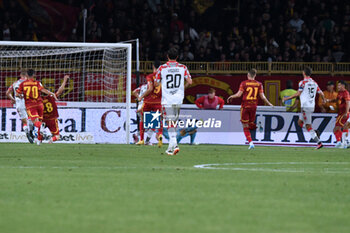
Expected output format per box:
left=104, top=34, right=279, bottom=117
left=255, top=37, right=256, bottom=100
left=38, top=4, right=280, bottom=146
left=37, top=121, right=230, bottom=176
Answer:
left=0, top=143, right=349, bottom=233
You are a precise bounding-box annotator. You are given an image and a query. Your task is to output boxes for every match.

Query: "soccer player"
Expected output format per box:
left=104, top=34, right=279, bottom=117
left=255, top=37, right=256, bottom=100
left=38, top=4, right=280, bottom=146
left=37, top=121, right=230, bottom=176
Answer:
left=227, top=69, right=273, bottom=149
left=331, top=80, right=350, bottom=148
left=132, top=83, right=148, bottom=144
left=6, top=69, right=34, bottom=143
left=40, top=75, right=70, bottom=144
left=16, top=69, right=57, bottom=143
left=138, top=60, right=163, bottom=147
left=154, top=47, right=192, bottom=155
left=283, top=67, right=325, bottom=149
left=162, top=125, right=198, bottom=145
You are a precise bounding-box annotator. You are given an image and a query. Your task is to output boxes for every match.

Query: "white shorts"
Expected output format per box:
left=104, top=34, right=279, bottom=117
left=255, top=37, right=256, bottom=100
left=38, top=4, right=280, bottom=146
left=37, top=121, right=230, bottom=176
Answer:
left=299, top=108, right=313, bottom=125
left=16, top=101, right=28, bottom=120
left=163, top=104, right=180, bottom=122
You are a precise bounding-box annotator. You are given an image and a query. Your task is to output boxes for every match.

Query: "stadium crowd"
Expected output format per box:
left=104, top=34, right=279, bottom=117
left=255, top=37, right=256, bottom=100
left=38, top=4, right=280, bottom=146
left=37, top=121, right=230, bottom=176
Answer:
left=0, top=0, right=349, bottom=62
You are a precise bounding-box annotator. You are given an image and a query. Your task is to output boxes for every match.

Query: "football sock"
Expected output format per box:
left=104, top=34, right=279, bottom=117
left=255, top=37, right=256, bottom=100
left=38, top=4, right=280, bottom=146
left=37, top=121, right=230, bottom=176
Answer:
left=190, top=132, right=197, bottom=144
left=307, top=128, right=320, bottom=143
left=342, top=129, right=348, bottom=144
left=146, top=129, right=154, bottom=138
left=243, top=127, right=252, bottom=143
left=139, top=121, right=144, bottom=141
left=168, top=127, right=177, bottom=149
left=34, top=121, right=42, bottom=137
left=334, top=130, right=342, bottom=142
left=52, top=136, right=58, bottom=142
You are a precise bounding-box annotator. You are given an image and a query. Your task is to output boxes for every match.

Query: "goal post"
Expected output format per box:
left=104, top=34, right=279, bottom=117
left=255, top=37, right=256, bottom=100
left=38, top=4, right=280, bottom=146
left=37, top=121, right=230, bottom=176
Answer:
left=0, top=41, right=132, bottom=144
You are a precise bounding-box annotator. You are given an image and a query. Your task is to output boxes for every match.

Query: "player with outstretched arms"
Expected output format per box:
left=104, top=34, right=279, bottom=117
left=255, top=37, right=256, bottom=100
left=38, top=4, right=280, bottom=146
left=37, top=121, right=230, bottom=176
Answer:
left=137, top=60, right=163, bottom=147
left=227, top=69, right=273, bottom=149
left=6, top=69, right=34, bottom=143
left=39, top=75, right=70, bottom=144
left=16, top=69, right=57, bottom=144
left=154, top=47, right=192, bottom=155
left=283, top=67, right=325, bottom=149
left=331, top=80, right=350, bottom=148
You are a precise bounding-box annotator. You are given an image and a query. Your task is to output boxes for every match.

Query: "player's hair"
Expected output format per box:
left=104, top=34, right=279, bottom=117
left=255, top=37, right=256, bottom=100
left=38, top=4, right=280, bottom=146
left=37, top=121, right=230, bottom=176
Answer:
left=339, top=80, right=347, bottom=87
left=303, top=67, right=312, bottom=76
left=167, top=47, right=179, bottom=60
left=27, top=69, right=35, bottom=77
left=19, top=69, right=27, bottom=76
left=208, top=88, right=216, bottom=94
left=248, top=68, right=257, bottom=78
left=154, top=60, right=161, bottom=69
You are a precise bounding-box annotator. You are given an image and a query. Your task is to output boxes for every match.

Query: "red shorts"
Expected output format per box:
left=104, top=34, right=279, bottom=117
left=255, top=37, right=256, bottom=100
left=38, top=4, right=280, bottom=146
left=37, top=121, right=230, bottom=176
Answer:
left=26, top=104, right=44, bottom=121
left=335, top=112, right=350, bottom=127
left=240, top=107, right=257, bottom=127
left=143, top=103, right=162, bottom=113
left=43, top=118, right=59, bottom=135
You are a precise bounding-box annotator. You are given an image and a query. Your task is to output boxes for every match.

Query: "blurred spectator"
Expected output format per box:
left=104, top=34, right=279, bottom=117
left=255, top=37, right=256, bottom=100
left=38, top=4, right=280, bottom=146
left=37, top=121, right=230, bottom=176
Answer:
left=318, top=81, right=338, bottom=113
left=0, top=0, right=348, bottom=62
left=280, top=80, right=299, bottom=112
left=195, top=88, right=224, bottom=110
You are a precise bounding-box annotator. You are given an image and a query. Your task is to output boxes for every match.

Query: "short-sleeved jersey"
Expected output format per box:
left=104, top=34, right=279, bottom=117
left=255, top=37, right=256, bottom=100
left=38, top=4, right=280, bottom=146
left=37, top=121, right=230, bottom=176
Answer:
left=239, top=80, right=264, bottom=108
left=16, top=78, right=43, bottom=108
left=135, top=84, right=148, bottom=111
left=43, top=95, right=59, bottom=119
left=144, top=72, right=162, bottom=104
left=298, top=77, right=321, bottom=110
left=155, top=61, right=191, bottom=105
left=337, top=90, right=350, bottom=115
left=8, top=78, right=26, bottom=106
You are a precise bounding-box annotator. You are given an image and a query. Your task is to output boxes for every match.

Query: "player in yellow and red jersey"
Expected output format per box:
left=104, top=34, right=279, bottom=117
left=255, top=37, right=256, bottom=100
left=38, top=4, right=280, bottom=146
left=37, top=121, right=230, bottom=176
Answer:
left=331, top=80, right=350, bottom=148
left=16, top=69, right=57, bottom=143
left=137, top=60, right=163, bottom=147
left=41, top=75, right=70, bottom=144
left=227, top=69, right=273, bottom=149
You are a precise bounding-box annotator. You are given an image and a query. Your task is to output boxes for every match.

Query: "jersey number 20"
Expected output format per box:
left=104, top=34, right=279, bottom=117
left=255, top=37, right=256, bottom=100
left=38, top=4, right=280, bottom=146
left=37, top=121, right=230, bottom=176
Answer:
left=166, top=74, right=181, bottom=88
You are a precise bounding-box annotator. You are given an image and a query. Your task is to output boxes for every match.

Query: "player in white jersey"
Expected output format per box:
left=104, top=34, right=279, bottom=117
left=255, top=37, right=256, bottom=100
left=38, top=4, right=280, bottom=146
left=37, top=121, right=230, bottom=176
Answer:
left=283, top=67, right=325, bottom=149
left=133, top=84, right=148, bottom=144
left=154, top=47, right=192, bottom=155
left=6, top=70, right=34, bottom=143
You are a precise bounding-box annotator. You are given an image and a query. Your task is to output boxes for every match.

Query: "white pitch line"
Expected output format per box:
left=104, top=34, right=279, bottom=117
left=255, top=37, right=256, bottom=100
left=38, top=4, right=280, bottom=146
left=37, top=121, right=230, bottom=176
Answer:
left=194, top=162, right=350, bottom=173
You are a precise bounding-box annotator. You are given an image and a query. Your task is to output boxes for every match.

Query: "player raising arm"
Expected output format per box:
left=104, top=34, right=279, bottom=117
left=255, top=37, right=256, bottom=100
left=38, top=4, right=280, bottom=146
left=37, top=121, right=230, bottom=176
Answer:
left=132, top=83, right=148, bottom=144
left=227, top=69, right=273, bottom=149
left=16, top=69, right=57, bottom=144
left=283, top=67, right=325, bottom=149
left=40, top=75, right=70, bottom=144
left=6, top=69, right=34, bottom=143
left=154, top=47, right=192, bottom=155
left=138, top=60, right=163, bottom=147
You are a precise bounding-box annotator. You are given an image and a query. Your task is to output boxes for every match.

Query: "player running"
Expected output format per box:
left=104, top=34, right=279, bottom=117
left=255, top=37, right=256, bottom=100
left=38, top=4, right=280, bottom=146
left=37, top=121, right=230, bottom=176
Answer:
left=6, top=69, right=34, bottom=143
left=39, top=75, right=70, bottom=144
left=138, top=60, right=163, bottom=147
left=154, top=47, right=192, bottom=155
left=283, top=67, right=325, bottom=149
left=331, top=80, right=350, bottom=148
left=227, top=69, right=273, bottom=149
left=16, top=69, right=57, bottom=143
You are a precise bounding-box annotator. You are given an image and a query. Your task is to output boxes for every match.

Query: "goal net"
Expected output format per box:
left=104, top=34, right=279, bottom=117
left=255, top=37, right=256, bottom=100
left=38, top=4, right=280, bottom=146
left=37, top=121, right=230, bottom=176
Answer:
left=0, top=41, right=132, bottom=144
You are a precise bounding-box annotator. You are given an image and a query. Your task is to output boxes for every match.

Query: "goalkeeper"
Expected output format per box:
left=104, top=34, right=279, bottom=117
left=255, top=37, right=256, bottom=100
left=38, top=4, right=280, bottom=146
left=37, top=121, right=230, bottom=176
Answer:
left=162, top=125, right=198, bottom=145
